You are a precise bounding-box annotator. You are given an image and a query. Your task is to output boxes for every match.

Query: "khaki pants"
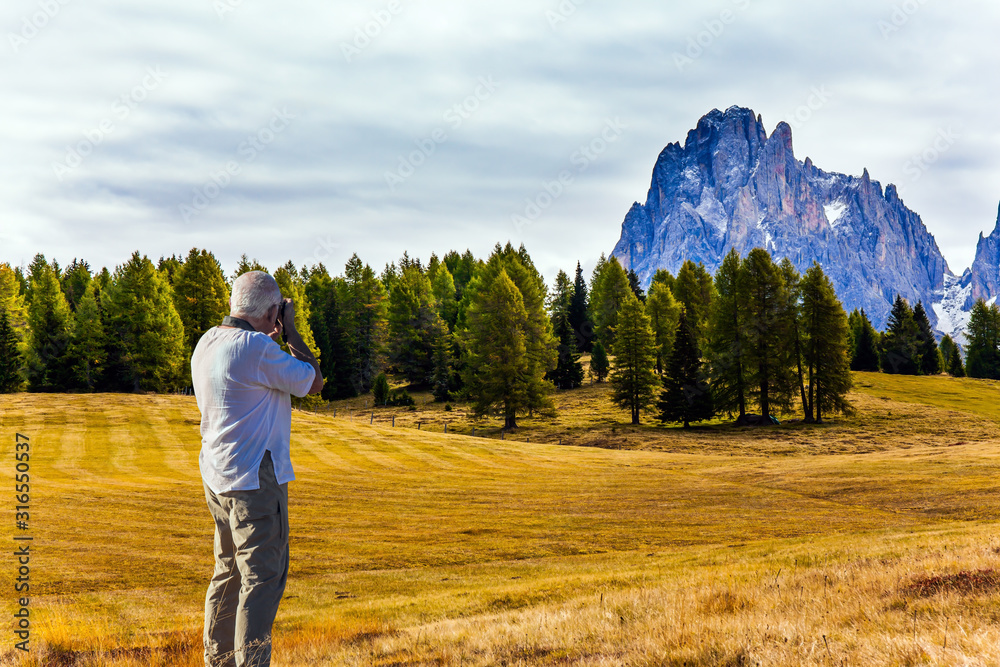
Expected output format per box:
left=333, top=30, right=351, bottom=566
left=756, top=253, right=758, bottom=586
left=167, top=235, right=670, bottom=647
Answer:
left=203, top=451, right=289, bottom=667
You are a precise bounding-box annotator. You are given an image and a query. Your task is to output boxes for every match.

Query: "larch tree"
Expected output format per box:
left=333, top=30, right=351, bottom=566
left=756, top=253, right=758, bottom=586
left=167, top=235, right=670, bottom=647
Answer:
left=609, top=290, right=660, bottom=425
left=588, top=254, right=632, bottom=352
left=589, top=340, right=610, bottom=383
left=672, top=260, right=715, bottom=344
left=102, top=252, right=186, bottom=392
left=24, top=258, right=74, bottom=391
left=173, top=248, right=231, bottom=355
left=706, top=248, right=749, bottom=419
left=741, top=248, right=795, bottom=420
left=387, top=264, right=439, bottom=384
left=343, top=254, right=388, bottom=393
left=965, top=299, right=1000, bottom=379
left=645, top=280, right=681, bottom=377
left=799, top=263, right=853, bottom=423
left=0, top=309, right=23, bottom=392
left=67, top=281, right=106, bottom=391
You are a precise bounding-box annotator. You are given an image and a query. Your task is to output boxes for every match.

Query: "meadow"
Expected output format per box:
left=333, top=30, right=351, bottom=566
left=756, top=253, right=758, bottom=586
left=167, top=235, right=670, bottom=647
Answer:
left=3, top=371, right=1000, bottom=665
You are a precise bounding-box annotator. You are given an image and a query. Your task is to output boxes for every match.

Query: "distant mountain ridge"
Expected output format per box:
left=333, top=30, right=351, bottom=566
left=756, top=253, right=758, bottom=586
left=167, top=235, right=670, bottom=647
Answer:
left=611, top=106, right=979, bottom=337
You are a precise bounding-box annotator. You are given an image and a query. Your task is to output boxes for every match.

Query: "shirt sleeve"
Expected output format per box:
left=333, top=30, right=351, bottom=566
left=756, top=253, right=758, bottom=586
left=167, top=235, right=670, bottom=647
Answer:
left=254, top=335, right=317, bottom=397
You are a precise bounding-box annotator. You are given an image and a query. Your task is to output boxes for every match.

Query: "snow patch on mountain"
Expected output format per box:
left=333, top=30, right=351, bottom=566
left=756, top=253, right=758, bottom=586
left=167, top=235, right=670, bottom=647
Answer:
left=932, top=272, right=972, bottom=345
left=824, top=200, right=847, bottom=229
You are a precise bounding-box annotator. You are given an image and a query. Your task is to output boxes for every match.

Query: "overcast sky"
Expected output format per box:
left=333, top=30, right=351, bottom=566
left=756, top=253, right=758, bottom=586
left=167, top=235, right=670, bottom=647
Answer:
left=2, top=0, right=998, bottom=284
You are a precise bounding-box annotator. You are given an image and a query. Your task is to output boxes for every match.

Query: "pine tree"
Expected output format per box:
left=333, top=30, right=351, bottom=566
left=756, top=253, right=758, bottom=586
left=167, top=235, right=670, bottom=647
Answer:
left=66, top=281, right=106, bottom=391
left=232, top=254, right=268, bottom=280
left=432, top=263, right=459, bottom=330
left=157, top=255, right=183, bottom=285
left=849, top=309, right=880, bottom=372
left=308, top=272, right=356, bottom=400
left=569, top=261, right=592, bottom=352
left=173, top=248, right=231, bottom=356
left=387, top=264, right=439, bottom=384
left=965, top=299, right=1000, bottom=379
left=547, top=270, right=584, bottom=389
left=881, top=296, right=921, bottom=374
left=60, top=259, right=92, bottom=311
left=706, top=249, right=748, bottom=418
left=799, top=263, right=853, bottom=423
left=588, top=254, right=631, bottom=351
left=646, top=281, right=681, bottom=377
left=24, top=259, right=74, bottom=391
left=627, top=269, right=646, bottom=302
left=0, top=309, right=23, bottom=392
left=372, top=372, right=390, bottom=405
left=590, top=340, right=610, bottom=383
left=430, top=315, right=454, bottom=401
left=672, top=260, right=715, bottom=344
left=343, top=255, right=388, bottom=393
left=0, top=263, right=28, bottom=335
left=657, top=309, right=714, bottom=428
left=912, top=302, right=940, bottom=375
left=948, top=346, right=965, bottom=377
left=102, top=252, right=186, bottom=392
left=742, top=248, right=796, bottom=420
left=459, top=243, right=557, bottom=425
left=461, top=269, right=537, bottom=428
left=609, top=291, right=660, bottom=425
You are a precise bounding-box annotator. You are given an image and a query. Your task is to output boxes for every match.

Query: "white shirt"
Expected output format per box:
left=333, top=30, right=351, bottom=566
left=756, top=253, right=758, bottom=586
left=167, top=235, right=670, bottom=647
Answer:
left=192, top=326, right=316, bottom=493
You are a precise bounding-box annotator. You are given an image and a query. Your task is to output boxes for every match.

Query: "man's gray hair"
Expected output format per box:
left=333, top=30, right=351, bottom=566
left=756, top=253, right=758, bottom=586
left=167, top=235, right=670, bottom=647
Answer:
left=231, top=271, right=283, bottom=320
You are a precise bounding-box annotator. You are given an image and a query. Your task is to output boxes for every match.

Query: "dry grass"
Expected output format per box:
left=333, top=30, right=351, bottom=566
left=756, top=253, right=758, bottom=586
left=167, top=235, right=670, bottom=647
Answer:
left=2, top=372, right=1000, bottom=664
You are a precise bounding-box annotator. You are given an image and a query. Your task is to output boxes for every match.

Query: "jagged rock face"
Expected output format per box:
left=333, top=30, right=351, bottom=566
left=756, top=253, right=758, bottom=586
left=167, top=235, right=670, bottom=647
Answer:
left=969, top=204, right=1000, bottom=306
left=612, top=106, right=951, bottom=330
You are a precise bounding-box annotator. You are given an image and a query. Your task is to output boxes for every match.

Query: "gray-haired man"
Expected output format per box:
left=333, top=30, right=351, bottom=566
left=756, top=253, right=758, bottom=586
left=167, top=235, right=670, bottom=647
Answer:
left=192, top=270, right=323, bottom=667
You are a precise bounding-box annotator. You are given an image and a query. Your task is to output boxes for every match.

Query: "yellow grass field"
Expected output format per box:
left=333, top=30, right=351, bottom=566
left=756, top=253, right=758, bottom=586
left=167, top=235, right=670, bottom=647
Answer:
left=4, top=371, right=1000, bottom=665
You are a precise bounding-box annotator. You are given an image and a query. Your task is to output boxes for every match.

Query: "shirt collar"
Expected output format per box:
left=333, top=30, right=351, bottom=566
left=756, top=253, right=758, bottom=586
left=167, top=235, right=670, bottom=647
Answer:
left=221, top=315, right=257, bottom=332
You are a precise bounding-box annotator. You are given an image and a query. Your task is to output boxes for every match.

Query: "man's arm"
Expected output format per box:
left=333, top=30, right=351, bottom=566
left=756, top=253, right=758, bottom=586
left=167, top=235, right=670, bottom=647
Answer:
left=280, top=299, right=324, bottom=395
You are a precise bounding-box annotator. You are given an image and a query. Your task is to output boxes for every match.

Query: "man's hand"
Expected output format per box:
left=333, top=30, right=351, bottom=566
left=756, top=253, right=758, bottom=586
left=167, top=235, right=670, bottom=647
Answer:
left=279, top=298, right=323, bottom=395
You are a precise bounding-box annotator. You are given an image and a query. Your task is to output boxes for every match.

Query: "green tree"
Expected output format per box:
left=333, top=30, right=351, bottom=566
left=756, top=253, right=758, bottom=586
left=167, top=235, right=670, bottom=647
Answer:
left=706, top=249, right=749, bottom=419
left=372, top=372, right=390, bottom=405
left=432, top=263, right=459, bottom=330
left=627, top=268, right=646, bottom=302
left=430, top=315, right=454, bottom=401
left=275, top=262, right=322, bottom=369
left=672, top=260, right=715, bottom=344
left=306, top=270, right=356, bottom=400
left=232, top=254, right=268, bottom=280
left=60, top=259, right=92, bottom=312
left=343, top=255, right=388, bottom=393
left=0, top=309, right=23, bottom=392
left=742, top=248, right=795, bottom=420
left=947, top=345, right=965, bottom=377
left=589, top=254, right=631, bottom=351
left=102, top=252, right=186, bottom=392
left=609, top=291, right=660, bottom=425
left=657, top=309, right=714, bottom=428
left=173, top=248, right=231, bottom=356
left=568, top=261, right=592, bottom=352
left=646, top=281, right=681, bottom=377
left=0, top=263, right=28, bottom=335
left=24, top=258, right=74, bottom=391
left=799, top=263, right=853, bottom=423
left=589, top=340, right=610, bottom=383
left=965, top=299, right=1000, bottom=379
left=462, top=268, right=548, bottom=429
left=547, top=270, right=584, bottom=389
left=881, top=296, right=921, bottom=375
left=387, top=264, right=439, bottom=384
left=66, top=281, right=106, bottom=391
left=849, top=309, right=880, bottom=372
left=913, top=302, right=940, bottom=375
